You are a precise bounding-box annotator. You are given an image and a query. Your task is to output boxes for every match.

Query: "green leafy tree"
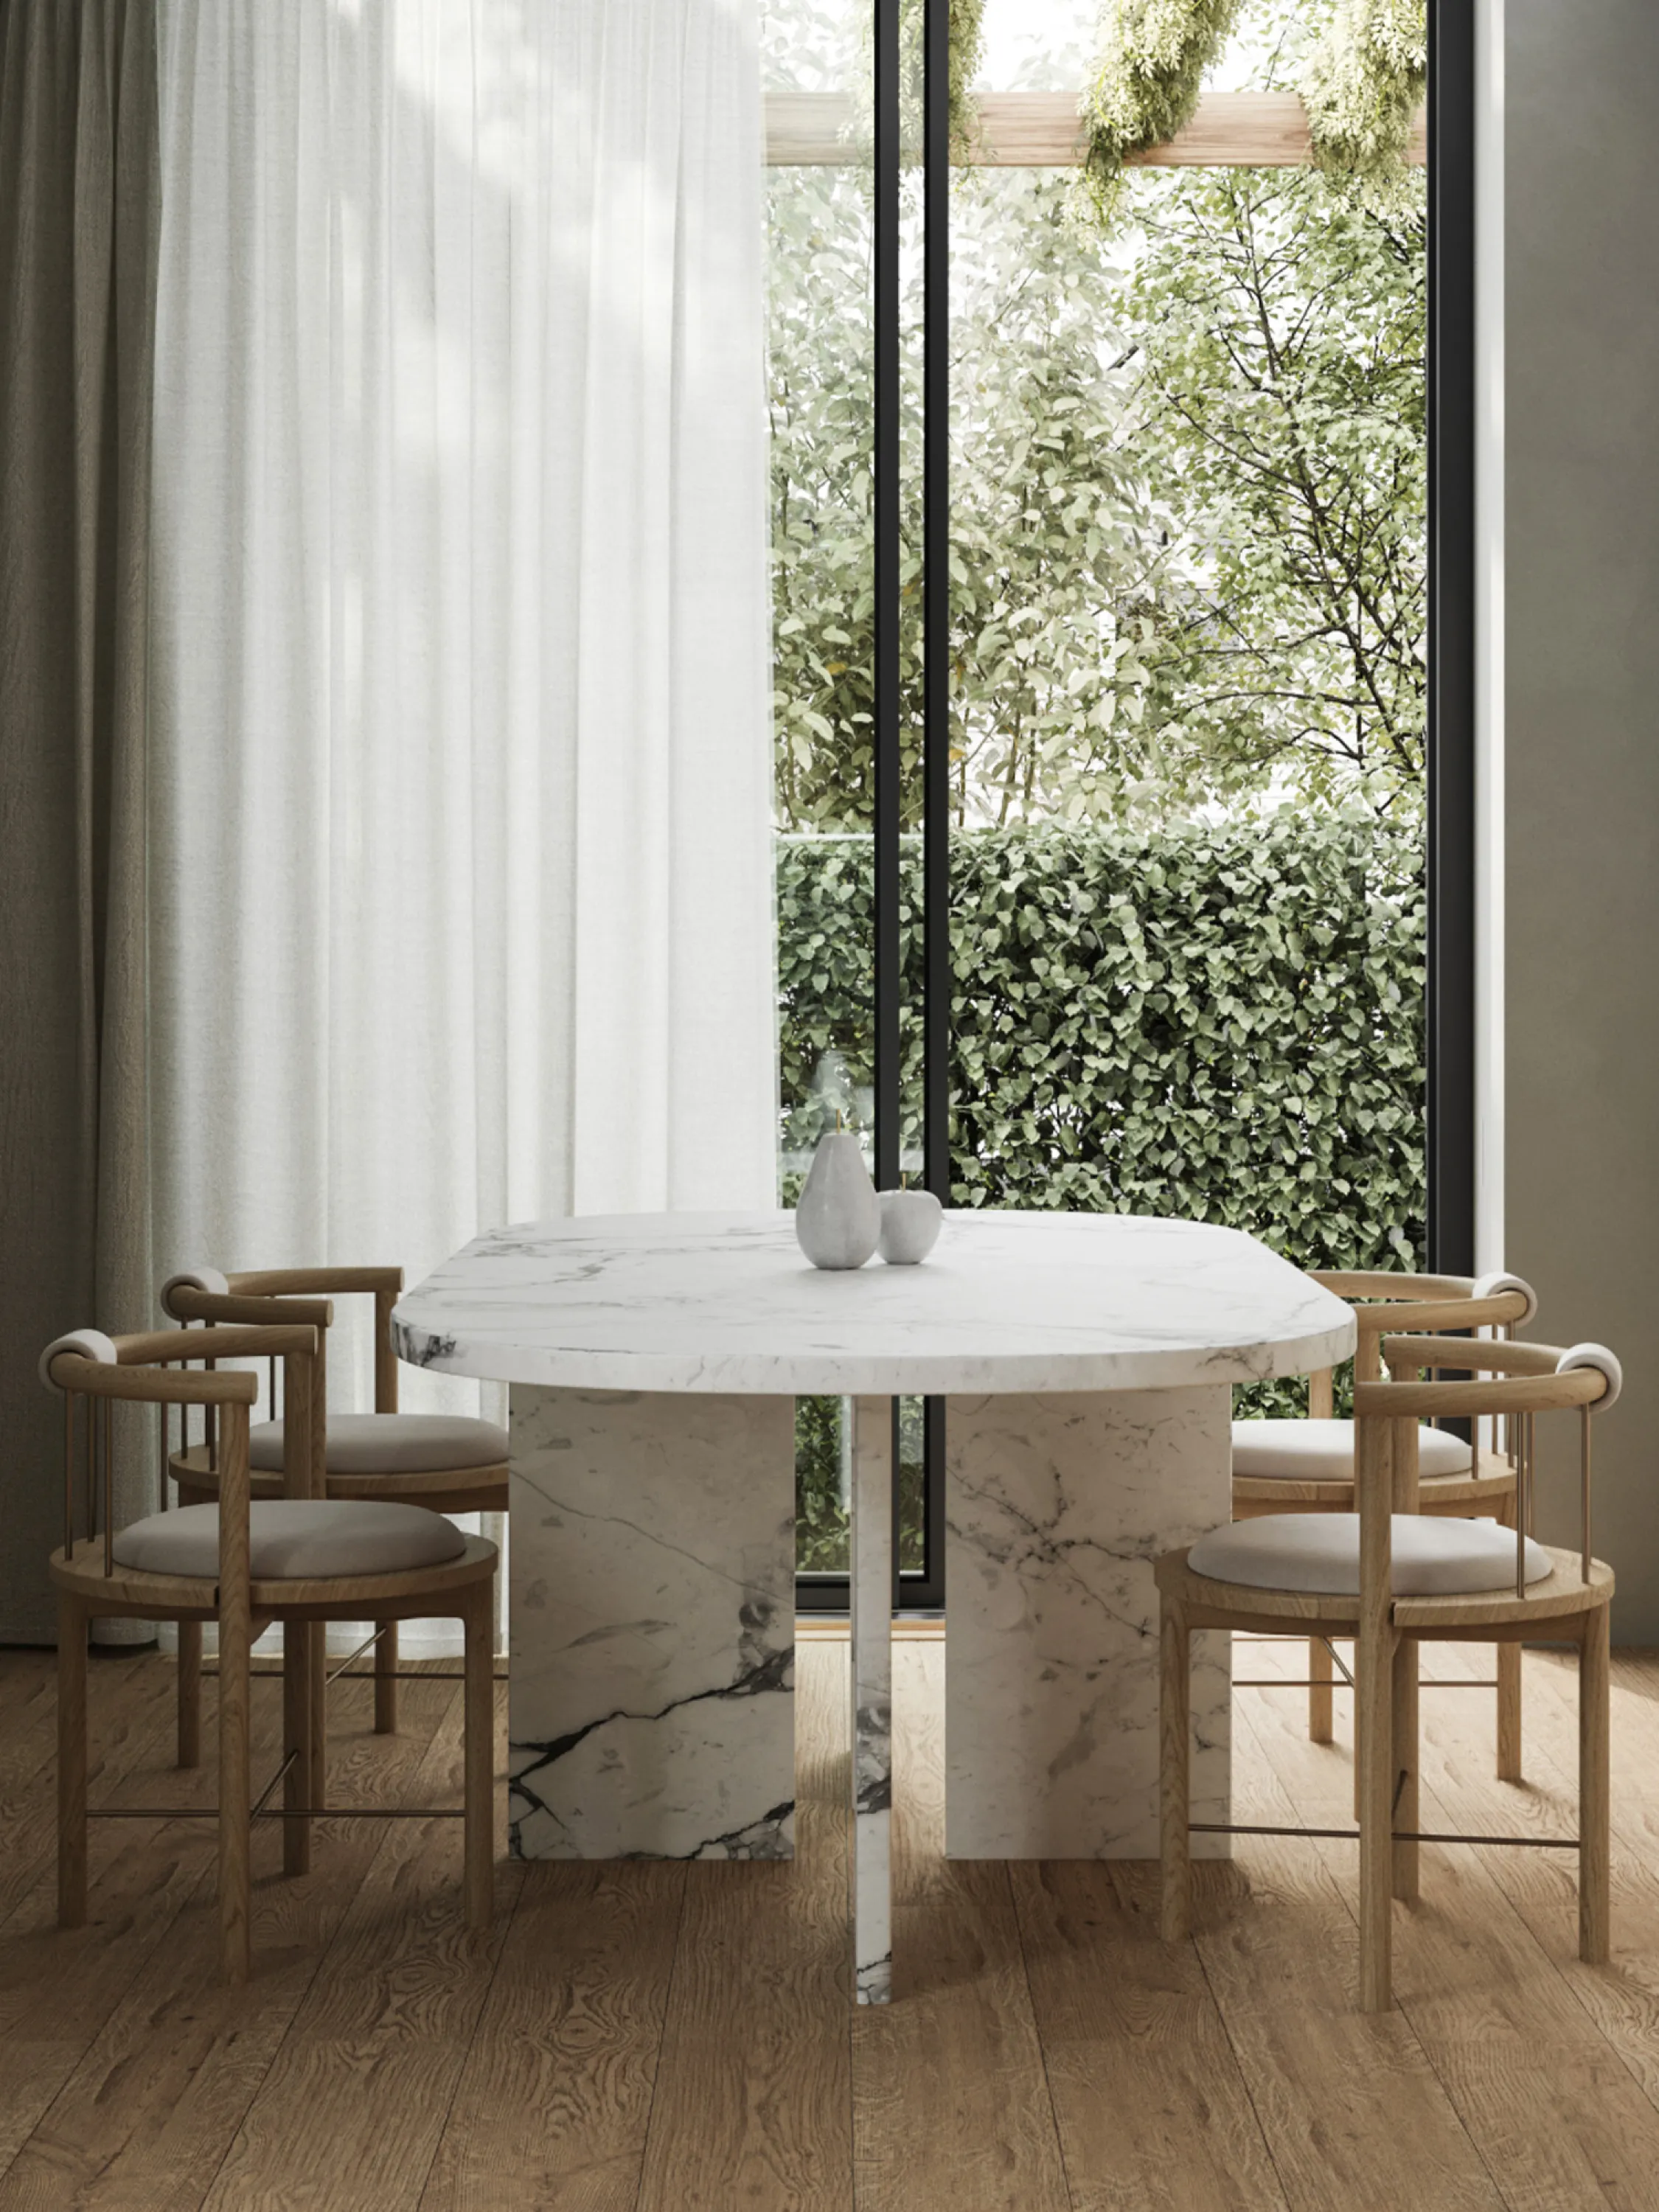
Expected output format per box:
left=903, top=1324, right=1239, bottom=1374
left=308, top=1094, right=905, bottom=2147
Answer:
left=766, top=156, right=1426, bottom=827
left=1124, top=165, right=1426, bottom=812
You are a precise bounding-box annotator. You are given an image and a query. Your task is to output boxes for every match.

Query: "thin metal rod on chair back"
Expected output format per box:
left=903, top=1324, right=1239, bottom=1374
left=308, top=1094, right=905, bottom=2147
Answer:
left=1581, top=1408, right=1593, bottom=1585
left=102, top=1398, right=114, bottom=1577
left=50, top=1329, right=321, bottom=1554
left=83, top=1397, right=95, bottom=1559
left=1371, top=1336, right=1615, bottom=1599
left=63, top=1393, right=74, bottom=1560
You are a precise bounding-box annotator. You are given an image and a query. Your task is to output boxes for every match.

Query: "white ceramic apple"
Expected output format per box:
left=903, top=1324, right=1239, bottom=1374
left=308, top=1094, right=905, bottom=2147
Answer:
left=877, top=1186, right=942, bottom=1265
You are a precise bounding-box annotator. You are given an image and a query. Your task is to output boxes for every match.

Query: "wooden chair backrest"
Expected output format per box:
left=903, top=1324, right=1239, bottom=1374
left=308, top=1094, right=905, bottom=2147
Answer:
left=164, top=1267, right=403, bottom=1414
left=46, top=1326, right=320, bottom=1596
left=1304, top=1270, right=1534, bottom=1403
left=1355, top=1336, right=1615, bottom=1597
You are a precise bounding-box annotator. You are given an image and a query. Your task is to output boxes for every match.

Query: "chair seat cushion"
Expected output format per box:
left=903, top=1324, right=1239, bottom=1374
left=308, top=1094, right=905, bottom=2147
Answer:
left=1188, top=1512, right=1553, bottom=1597
left=1231, top=1417, right=1473, bottom=1482
left=249, top=1412, right=509, bottom=1475
left=111, top=1500, right=470, bottom=1580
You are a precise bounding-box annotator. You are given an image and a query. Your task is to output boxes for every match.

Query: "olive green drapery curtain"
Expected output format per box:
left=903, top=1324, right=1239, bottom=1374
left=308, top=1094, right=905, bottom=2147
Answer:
left=0, top=0, right=158, bottom=1641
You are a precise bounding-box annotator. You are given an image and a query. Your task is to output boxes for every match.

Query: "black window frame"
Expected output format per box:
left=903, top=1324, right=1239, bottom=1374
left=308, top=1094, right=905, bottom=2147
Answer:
left=796, top=0, right=1477, bottom=1614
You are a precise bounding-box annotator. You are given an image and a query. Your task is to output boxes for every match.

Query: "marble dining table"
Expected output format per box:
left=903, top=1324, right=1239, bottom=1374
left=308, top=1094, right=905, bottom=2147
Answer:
left=393, top=1208, right=1354, bottom=2004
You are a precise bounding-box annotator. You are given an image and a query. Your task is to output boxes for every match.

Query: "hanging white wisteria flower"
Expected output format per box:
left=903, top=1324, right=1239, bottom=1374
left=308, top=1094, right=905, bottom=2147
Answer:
left=1079, top=0, right=1427, bottom=223
left=1300, top=0, right=1427, bottom=192
left=942, top=0, right=987, bottom=154
left=849, top=0, right=987, bottom=164
left=1080, top=0, right=1245, bottom=216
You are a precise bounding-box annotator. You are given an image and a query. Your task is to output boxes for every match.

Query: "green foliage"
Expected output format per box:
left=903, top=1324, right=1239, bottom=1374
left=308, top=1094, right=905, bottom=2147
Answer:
left=1301, top=0, right=1427, bottom=196
left=1126, top=166, right=1426, bottom=809
left=794, top=1394, right=846, bottom=1573
left=778, top=815, right=1426, bottom=1271
left=1079, top=0, right=1426, bottom=212
left=764, top=158, right=891, bottom=833
left=846, top=0, right=986, bottom=161
left=783, top=818, right=1419, bottom=1558
left=946, top=170, right=1191, bottom=826
left=1082, top=0, right=1244, bottom=218
left=767, top=156, right=1425, bottom=832
left=796, top=1395, right=927, bottom=1579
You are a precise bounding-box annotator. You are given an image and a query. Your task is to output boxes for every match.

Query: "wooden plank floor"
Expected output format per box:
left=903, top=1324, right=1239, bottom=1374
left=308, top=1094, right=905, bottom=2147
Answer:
left=3, top=1637, right=1659, bottom=2208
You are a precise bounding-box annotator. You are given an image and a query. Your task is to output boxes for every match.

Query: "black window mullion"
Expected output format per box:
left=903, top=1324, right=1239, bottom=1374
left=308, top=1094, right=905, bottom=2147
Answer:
left=913, top=0, right=950, bottom=1612
left=1427, top=0, right=1476, bottom=1277
left=873, top=0, right=901, bottom=1201
left=922, top=0, right=950, bottom=1204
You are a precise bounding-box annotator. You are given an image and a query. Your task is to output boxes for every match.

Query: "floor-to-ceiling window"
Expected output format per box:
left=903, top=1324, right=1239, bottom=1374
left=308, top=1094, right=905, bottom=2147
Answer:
left=768, top=0, right=1470, bottom=1610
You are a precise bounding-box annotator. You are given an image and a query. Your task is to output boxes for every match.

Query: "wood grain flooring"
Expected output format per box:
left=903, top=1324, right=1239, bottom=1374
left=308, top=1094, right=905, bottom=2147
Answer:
left=2, top=1635, right=1659, bottom=2208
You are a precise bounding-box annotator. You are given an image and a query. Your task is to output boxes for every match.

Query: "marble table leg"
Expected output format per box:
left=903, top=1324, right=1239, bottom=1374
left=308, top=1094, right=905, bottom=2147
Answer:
left=506, top=1385, right=796, bottom=1860
left=945, top=1387, right=1233, bottom=1858
left=849, top=1394, right=892, bottom=2005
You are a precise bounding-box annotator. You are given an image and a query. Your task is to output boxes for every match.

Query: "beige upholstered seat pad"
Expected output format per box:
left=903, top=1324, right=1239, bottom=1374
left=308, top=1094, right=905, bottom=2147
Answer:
left=249, top=1412, right=509, bottom=1475
left=1231, top=1416, right=1472, bottom=1481
left=1189, top=1511, right=1551, bottom=1596
left=111, top=1499, right=470, bottom=1580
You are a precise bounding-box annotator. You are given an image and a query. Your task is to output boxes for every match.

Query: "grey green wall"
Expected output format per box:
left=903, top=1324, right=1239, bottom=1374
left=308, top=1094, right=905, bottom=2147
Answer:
left=1506, top=1, right=1659, bottom=1641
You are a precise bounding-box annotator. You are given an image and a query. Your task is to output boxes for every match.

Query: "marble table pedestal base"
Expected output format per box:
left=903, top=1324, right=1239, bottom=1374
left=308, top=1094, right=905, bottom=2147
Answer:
left=399, top=1210, right=1352, bottom=2009
left=501, top=1381, right=1233, bottom=2000
left=506, top=1385, right=797, bottom=1862
left=942, top=1387, right=1232, bottom=1859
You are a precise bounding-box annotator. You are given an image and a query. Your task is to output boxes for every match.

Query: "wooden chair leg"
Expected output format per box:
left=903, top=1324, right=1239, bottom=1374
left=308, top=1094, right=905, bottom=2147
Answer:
left=177, top=1618, right=203, bottom=1769
left=1160, top=1599, right=1191, bottom=1942
left=1579, top=1605, right=1611, bottom=1966
left=1497, top=1492, right=1523, bottom=1781
left=307, top=1621, right=327, bottom=1820
left=463, top=1592, right=494, bottom=1933
left=282, top=1618, right=313, bottom=1877
left=219, top=1602, right=252, bottom=1985
left=1391, top=1632, right=1419, bottom=1905
left=1309, top=1635, right=1335, bottom=1744
left=1497, top=1641, right=1523, bottom=1783
left=1357, top=1623, right=1395, bottom=2012
left=58, top=1593, right=88, bottom=1931
left=375, top=1620, right=398, bottom=1734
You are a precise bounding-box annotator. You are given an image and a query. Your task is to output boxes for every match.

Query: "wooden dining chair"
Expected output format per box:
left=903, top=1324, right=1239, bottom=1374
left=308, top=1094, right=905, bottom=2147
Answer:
left=1231, top=1270, right=1536, bottom=1774
left=1162, top=1332, right=1619, bottom=2011
left=159, top=1265, right=507, bottom=1745
left=44, top=1324, right=498, bottom=1983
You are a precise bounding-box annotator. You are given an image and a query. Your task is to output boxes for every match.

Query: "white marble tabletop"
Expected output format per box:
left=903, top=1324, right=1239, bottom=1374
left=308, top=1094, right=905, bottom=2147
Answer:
left=393, top=1210, right=1355, bottom=1397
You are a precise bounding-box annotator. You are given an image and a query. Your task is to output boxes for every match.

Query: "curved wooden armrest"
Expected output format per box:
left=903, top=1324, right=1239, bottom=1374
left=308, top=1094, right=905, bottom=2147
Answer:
left=1353, top=1289, right=1530, bottom=1335
left=168, top=1287, right=335, bottom=1329
left=1312, top=1270, right=1473, bottom=1301
left=49, top=1354, right=260, bottom=1405
left=116, top=1324, right=321, bottom=1368
left=1381, top=1333, right=1566, bottom=1378
left=226, top=1267, right=403, bottom=1298
left=1357, top=1364, right=1606, bottom=1421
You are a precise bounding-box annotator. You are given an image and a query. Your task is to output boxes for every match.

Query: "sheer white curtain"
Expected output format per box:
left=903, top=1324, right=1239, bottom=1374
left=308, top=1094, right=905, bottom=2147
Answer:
left=147, top=0, right=776, bottom=1645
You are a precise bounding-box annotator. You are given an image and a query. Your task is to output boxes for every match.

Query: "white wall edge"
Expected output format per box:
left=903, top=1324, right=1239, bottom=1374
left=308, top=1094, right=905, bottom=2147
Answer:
left=1473, top=0, right=1506, bottom=1275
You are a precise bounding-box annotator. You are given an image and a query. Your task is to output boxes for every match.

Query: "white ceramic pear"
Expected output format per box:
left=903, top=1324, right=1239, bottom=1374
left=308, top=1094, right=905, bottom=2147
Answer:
left=795, top=1131, right=880, bottom=1269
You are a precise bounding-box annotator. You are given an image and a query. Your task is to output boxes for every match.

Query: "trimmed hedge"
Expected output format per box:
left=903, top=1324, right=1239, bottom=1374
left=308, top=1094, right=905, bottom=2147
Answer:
left=780, top=816, right=1426, bottom=1571
left=778, top=815, right=1426, bottom=1270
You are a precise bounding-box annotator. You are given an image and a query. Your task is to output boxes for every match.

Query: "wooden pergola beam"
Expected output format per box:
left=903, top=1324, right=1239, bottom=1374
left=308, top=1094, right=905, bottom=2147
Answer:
left=765, top=88, right=1428, bottom=170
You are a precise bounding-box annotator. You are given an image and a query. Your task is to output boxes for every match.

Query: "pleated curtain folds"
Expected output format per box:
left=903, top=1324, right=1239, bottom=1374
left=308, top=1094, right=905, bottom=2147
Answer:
left=0, top=0, right=159, bottom=1641
left=148, top=0, right=776, bottom=1368
left=0, top=0, right=777, bottom=1644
